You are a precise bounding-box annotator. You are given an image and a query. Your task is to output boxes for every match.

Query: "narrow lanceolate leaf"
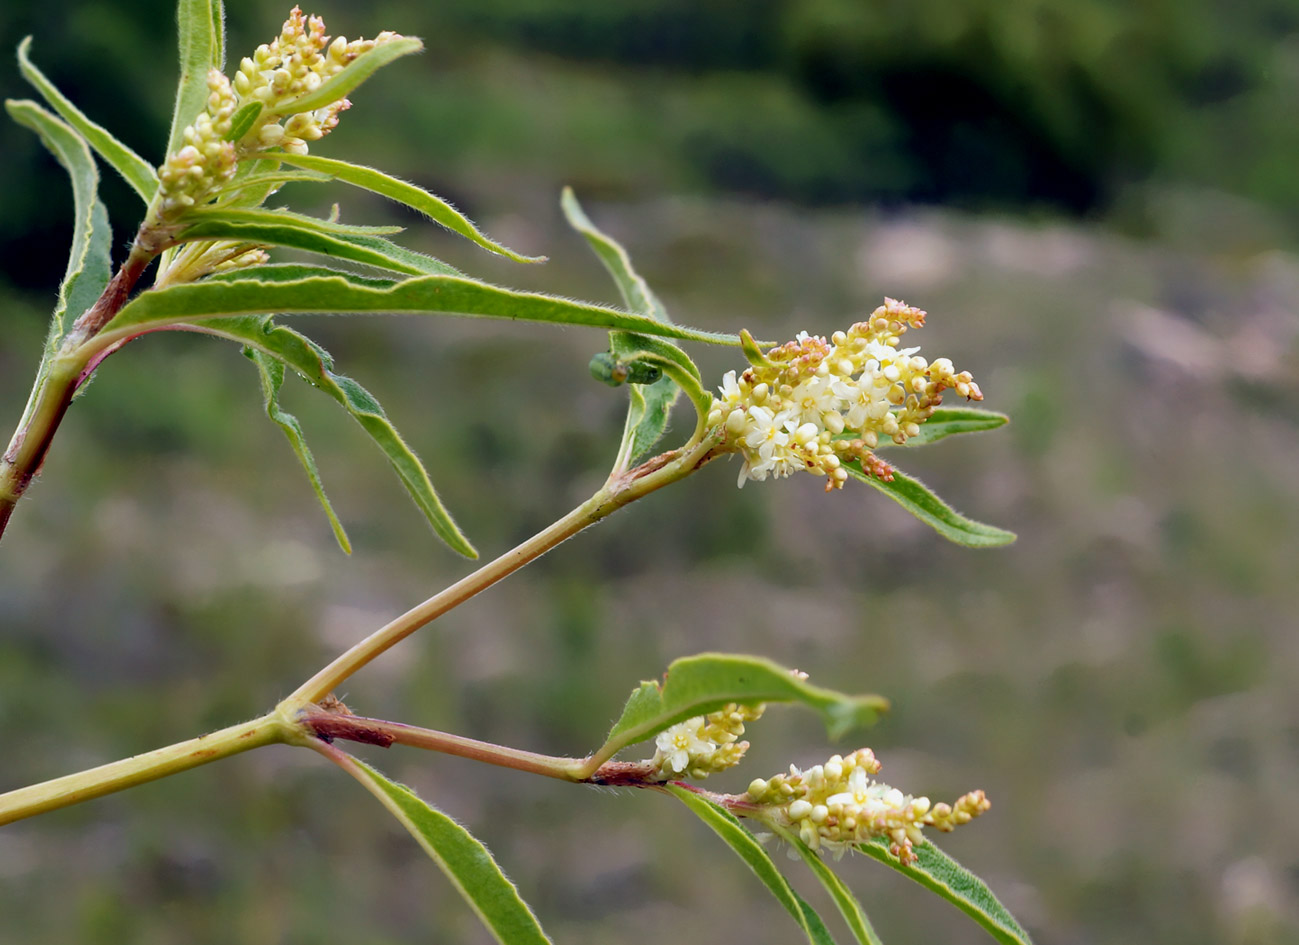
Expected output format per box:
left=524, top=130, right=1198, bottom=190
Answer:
left=351, top=761, right=552, bottom=945
left=15, top=38, right=158, bottom=202
left=5, top=100, right=112, bottom=343
left=841, top=463, right=1015, bottom=548
left=167, top=0, right=225, bottom=158
left=667, top=786, right=837, bottom=945
left=193, top=314, right=474, bottom=557
left=561, top=187, right=689, bottom=465
left=858, top=838, right=1032, bottom=945
left=176, top=208, right=458, bottom=276
left=597, top=654, right=887, bottom=765
left=778, top=828, right=884, bottom=945
left=268, top=36, right=423, bottom=116
left=100, top=267, right=739, bottom=349
left=875, top=407, right=1008, bottom=449
left=246, top=349, right=351, bottom=553
left=272, top=153, right=544, bottom=263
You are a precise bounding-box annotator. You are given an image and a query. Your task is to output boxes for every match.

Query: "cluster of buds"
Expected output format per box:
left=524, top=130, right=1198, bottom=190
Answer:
left=233, top=6, right=403, bottom=154
left=156, top=71, right=239, bottom=216
left=155, top=6, right=405, bottom=219
left=650, top=703, right=766, bottom=779
left=707, top=299, right=982, bottom=490
left=744, top=748, right=989, bottom=864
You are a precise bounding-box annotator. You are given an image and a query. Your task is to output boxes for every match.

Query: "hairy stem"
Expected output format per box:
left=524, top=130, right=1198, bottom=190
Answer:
left=0, top=713, right=286, bottom=827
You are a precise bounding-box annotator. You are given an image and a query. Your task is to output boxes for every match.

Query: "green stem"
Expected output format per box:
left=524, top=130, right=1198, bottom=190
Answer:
left=284, top=433, right=721, bottom=708
left=0, top=713, right=286, bottom=827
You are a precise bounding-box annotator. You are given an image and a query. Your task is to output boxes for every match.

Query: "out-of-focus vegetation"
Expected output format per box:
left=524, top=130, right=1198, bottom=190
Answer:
left=3, top=2, right=1299, bottom=944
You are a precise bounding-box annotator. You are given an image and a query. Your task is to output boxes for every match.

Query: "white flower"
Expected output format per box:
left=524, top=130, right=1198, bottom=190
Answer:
left=654, top=718, right=716, bottom=776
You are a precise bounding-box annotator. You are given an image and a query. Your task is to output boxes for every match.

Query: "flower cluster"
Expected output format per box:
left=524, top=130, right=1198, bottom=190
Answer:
left=156, top=71, right=239, bottom=216
left=233, top=6, right=403, bottom=154
left=744, top=747, right=989, bottom=864
left=707, top=299, right=982, bottom=490
left=650, top=703, right=766, bottom=779
left=155, top=6, right=404, bottom=219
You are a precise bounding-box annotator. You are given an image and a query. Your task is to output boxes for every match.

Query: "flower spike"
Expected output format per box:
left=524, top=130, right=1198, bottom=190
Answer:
left=706, top=299, right=983, bottom=490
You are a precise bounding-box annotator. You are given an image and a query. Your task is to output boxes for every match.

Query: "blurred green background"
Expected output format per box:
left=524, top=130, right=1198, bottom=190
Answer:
left=3, top=1, right=1299, bottom=943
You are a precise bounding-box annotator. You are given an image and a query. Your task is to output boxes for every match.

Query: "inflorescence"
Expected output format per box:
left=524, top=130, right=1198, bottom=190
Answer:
left=650, top=703, right=765, bottom=779
left=745, top=748, right=990, bottom=865
left=706, top=299, right=982, bottom=490
left=645, top=695, right=989, bottom=864
left=155, top=6, right=404, bottom=219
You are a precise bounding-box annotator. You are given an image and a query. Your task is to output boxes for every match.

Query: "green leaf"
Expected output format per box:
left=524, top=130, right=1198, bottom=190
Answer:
left=5, top=99, right=112, bottom=343
left=225, top=100, right=263, bottom=142
left=595, top=653, right=887, bottom=767
left=841, top=463, right=1015, bottom=548
left=167, top=0, right=225, bottom=159
left=246, top=349, right=351, bottom=554
left=778, top=828, right=884, bottom=945
left=272, top=153, right=544, bottom=263
left=100, top=267, right=739, bottom=349
left=858, top=838, right=1032, bottom=945
left=875, top=407, right=1008, bottom=448
left=561, top=188, right=691, bottom=465
left=267, top=36, right=424, bottom=116
left=192, top=315, right=475, bottom=557
left=176, top=208, right=461, bottom=276
left=214, top=168, right=333, bottom=196
left=666, top=786, right=837, bottom=945
left=351, top=760, right=552, bottom=945
left=15, top=38, right=158, bottom=202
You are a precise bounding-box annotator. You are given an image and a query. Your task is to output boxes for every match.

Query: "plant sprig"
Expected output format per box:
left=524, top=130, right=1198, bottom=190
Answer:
left=0, top=4, right=1028, bottom=944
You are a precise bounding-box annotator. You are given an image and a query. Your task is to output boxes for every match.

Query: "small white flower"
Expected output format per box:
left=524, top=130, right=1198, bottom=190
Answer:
left=654, top=718, right=716, bottom=776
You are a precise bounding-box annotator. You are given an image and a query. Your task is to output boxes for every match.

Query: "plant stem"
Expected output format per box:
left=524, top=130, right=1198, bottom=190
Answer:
left=299, top=708, right=589, bottom=780
left=0, top=244, right=154, bottom=542
left=284, top=433, right=720, bottom=707
left=0, top=713, right=286, bottom=827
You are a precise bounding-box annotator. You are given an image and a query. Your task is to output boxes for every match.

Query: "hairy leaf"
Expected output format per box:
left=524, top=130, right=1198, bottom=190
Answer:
left=5, top=100, right=112, bottom=343
left=246, top=350, right=351, bottom=553
left=561, top=188, right=689, bottom=466
left=176, top=208, right=457, bottom=276
left=267, top=37, right=423, bottom=116
left=15, top=38, right=158, bottom=202
left=841, top=463, right=1015, bottom=548
left=876, top=407, right=1008, bottom=448
left=596, top=653, right=887, bottom=766
left=100, top=268, right=739, bottom=348
left=779, top=828, right=884, bottom=945
left=167, top=0, right=224, bottom=161
left=225, top=100, right=262, bottom=142
left=192, top=315, right=474, bottom=557
left=858, top=838, right=1032, bottom=945
left=667, top=786, right=837, bottom=945
left=352, top=760, right=552, bottom=945
left=272, top=153, right=543, bottom=263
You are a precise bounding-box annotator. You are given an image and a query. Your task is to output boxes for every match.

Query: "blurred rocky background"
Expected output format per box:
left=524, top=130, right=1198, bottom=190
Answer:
left=2, top=2, right=1299, bottom=943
